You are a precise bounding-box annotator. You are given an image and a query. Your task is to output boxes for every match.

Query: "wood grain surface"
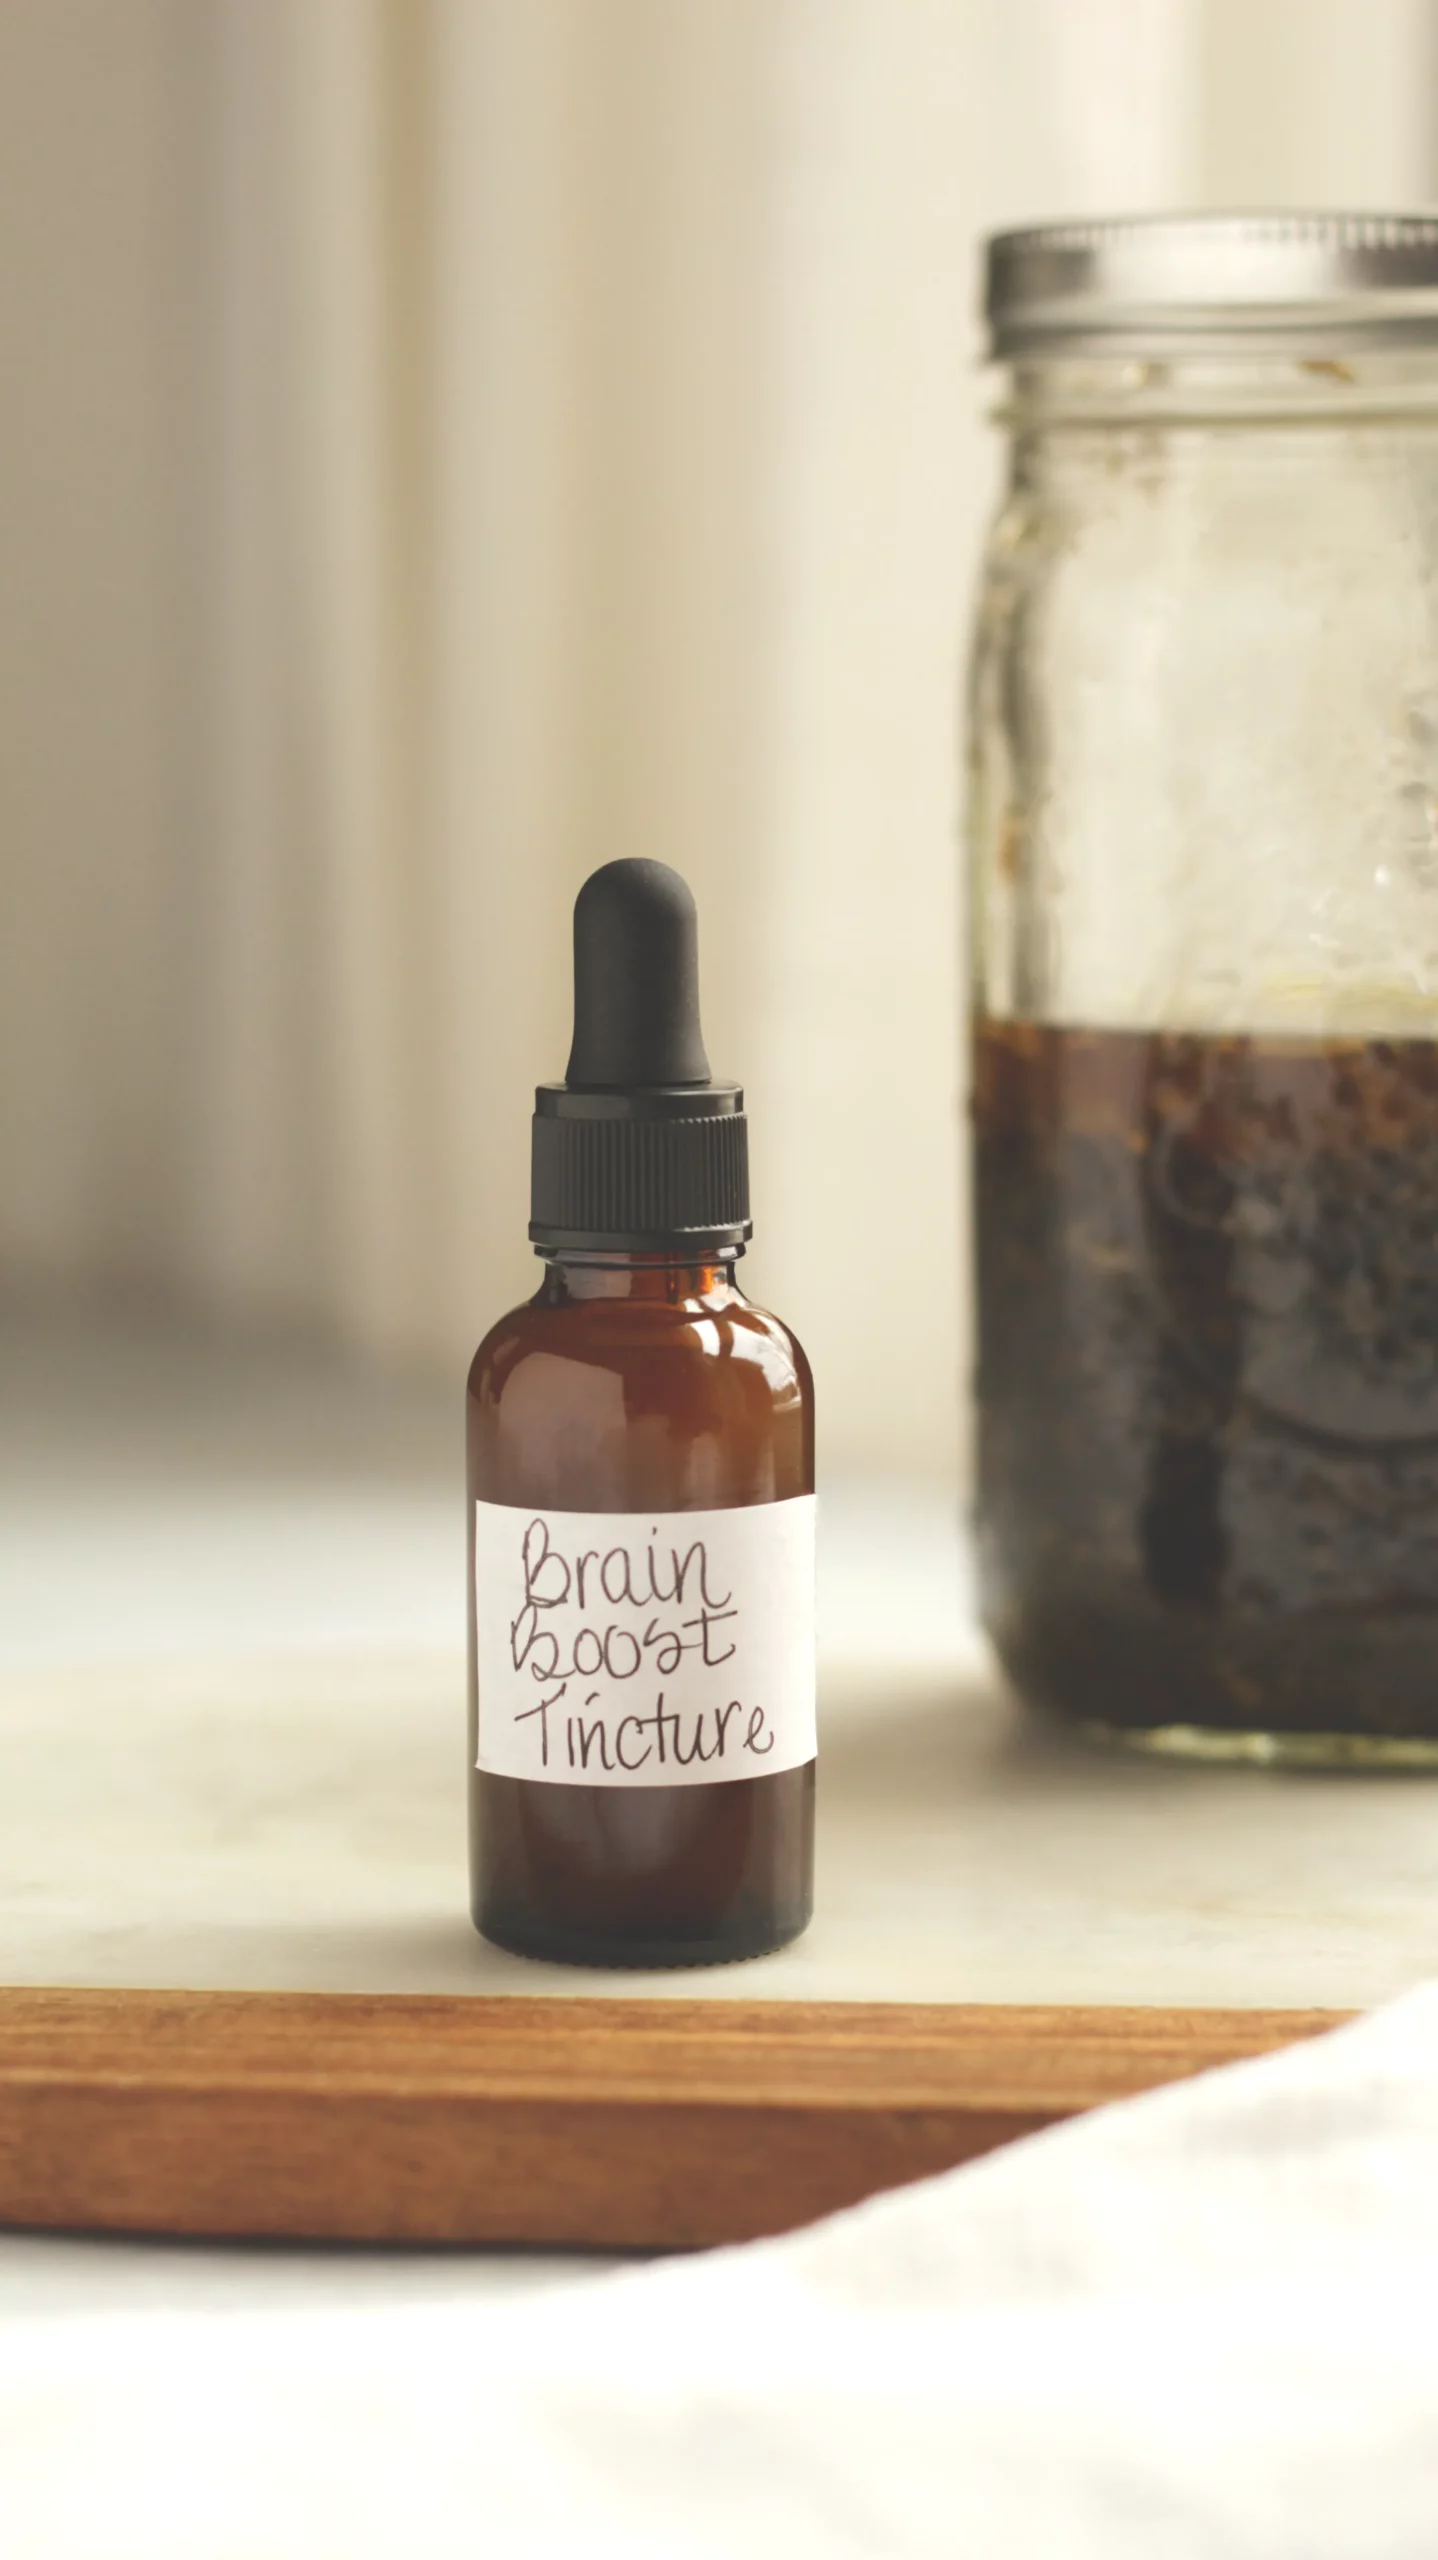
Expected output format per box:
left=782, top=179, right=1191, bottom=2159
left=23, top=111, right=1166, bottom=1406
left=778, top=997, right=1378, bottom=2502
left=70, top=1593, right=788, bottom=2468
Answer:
left=0, top=1990, right=1347, bottom=2248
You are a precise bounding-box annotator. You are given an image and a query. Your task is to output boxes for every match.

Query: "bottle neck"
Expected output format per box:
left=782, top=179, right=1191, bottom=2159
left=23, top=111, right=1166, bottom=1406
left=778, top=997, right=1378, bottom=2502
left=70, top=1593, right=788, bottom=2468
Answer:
left=997, top=348, right=1438, bottom=436
left=537, top=1247, right=744, bottom=1306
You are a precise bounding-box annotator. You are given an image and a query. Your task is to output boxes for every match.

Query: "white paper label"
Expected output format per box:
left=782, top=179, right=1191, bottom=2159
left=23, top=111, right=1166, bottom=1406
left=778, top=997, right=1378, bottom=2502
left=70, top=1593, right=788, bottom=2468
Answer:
left=474, top=1496, right=817, bottom=1786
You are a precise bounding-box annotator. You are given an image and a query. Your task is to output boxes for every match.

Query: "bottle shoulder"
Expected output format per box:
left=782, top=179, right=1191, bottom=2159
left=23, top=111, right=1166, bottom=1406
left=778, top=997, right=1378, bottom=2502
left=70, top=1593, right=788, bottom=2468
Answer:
left=469, top=1275, right=812, bottom=1508
left=470, top=1286, right=811, bottom=1406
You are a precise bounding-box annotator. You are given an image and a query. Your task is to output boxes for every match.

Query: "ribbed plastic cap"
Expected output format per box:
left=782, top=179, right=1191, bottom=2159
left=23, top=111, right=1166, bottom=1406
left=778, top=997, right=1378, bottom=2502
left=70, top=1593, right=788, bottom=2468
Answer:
left=529, top=861, right=751, bottom=1252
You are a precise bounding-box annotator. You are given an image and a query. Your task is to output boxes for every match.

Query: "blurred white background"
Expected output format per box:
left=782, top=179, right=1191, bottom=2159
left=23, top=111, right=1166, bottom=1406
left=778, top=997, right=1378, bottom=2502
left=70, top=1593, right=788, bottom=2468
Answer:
left=3, top=0, right=1437, bottom=1494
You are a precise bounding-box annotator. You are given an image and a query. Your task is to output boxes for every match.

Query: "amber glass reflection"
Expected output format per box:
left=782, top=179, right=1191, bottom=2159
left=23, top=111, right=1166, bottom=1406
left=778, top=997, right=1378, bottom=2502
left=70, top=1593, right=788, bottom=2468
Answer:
left=468, top=1252, right=815, bottom=1966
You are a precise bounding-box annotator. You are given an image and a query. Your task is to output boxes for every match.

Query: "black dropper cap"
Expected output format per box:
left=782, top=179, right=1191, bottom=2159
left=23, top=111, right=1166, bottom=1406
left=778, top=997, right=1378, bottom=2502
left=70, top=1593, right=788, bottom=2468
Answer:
left=529, top=860, right=751, bottom=1252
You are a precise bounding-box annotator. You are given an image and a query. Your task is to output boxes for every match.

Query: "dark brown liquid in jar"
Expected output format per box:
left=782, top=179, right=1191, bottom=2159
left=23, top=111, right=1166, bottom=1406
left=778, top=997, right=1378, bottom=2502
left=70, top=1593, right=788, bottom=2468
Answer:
left=973, top=1019, right=1438, bottom=1740
left=468, top=1254, right=815, bottom=1965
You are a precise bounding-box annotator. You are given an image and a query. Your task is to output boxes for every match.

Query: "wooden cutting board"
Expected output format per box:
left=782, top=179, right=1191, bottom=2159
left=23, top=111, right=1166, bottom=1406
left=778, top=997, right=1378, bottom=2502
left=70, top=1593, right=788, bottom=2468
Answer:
left=0, top=1988, right=1344, bottom=2247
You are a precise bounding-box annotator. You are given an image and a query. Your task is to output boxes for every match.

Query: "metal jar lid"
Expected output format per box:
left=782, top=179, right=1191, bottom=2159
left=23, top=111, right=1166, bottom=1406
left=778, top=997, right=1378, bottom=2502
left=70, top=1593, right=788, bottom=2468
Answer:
left=986, top=213, right=1438, bottom=358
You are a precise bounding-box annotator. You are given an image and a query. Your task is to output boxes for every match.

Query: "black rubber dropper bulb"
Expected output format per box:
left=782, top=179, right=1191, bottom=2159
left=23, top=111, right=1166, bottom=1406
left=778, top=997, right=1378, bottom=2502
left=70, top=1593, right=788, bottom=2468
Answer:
left=566, top=859, right=712, bottom=1090
left=529, top=859, right=750, bottom=1251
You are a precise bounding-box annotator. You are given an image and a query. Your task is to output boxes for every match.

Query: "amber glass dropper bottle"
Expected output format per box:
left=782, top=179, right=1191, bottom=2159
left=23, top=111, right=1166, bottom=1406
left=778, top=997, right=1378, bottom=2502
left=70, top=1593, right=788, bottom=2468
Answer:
left=467, top=859, right=816, bottom=1967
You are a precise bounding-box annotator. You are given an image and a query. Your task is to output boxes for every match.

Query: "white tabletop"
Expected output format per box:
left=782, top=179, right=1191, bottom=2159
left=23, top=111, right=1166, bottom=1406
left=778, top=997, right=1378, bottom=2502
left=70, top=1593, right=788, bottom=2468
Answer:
left=6, top=1297, right=1438, bottom=2328
left=5, top=1294, right=1438, bottom=2015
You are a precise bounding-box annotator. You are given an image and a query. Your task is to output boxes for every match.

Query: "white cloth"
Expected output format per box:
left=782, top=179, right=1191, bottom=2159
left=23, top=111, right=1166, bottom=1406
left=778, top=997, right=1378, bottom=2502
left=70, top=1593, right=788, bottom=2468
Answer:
left=8, top=1986, right=1438, bottom=2557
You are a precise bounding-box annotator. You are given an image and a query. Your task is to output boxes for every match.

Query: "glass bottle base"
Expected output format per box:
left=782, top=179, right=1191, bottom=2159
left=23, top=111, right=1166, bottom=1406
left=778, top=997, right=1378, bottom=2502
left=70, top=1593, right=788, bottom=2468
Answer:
left=475, top=1907, right=812, bottom=1971
left=1077, top=1718, right=1438, bottom=1772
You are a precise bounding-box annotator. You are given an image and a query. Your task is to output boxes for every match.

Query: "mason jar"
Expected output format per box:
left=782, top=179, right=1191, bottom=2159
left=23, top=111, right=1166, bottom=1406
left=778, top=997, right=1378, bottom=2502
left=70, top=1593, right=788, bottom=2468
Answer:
left=969, top=215, right=1438, bottom=1761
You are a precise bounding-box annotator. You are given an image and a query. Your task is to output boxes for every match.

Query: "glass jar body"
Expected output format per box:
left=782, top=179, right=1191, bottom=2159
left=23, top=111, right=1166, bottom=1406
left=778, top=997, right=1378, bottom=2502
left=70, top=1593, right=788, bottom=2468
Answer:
left=969, top=355, right=1438, bottom=1757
